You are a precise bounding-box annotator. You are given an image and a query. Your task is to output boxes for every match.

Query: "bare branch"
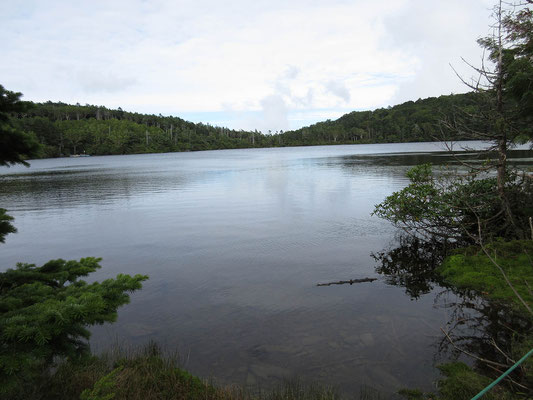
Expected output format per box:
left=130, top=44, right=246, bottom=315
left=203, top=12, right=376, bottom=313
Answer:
left=524, top=279, right=533, bottom=299
left=449, top=63, right=485, bottom=91
left=489, top=337, right=516, bottom=364
left=485, top=363, right=530, bottom=391
left=440, top=327, right=508, bottom=368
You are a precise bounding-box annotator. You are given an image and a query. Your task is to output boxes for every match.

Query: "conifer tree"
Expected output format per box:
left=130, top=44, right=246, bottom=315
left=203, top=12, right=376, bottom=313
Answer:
left=0, top=84, right=40, bottom=243
left=0, top=85, right=149, bottom=398
left=0, top=258, right=148, bottom=396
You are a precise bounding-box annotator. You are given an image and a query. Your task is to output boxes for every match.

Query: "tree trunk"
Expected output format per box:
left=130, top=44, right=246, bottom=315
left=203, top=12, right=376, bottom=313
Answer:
left=495, top=0, right=516, bottom=233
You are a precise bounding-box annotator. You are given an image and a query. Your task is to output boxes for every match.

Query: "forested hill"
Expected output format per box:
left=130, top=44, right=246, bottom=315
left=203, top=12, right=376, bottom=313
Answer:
left=12, top=101, right=265, bottom=158
left=280, top=91, right=482, bottom=146
left=12, top=92, right=480, bottom=158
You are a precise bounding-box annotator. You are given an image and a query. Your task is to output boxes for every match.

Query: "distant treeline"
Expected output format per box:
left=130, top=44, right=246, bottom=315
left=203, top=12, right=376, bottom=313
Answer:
left=10, top=92, right=482, bottom=158
left=285, top=92, right=484, bottom=146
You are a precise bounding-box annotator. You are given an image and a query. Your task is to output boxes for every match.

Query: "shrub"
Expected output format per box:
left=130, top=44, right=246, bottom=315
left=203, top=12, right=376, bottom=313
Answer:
left=0, top=257, right=148, bottom=398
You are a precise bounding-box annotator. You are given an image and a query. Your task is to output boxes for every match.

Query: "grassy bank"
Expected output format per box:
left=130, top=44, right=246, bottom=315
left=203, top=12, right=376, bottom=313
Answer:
left=15, top=342, right=385, bottom=400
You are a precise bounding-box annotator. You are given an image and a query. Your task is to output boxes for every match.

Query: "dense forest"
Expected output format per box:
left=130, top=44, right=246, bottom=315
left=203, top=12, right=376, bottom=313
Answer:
left=10, top=91, right=484, bottom=158
left=281, top=92, right=485, bottom=146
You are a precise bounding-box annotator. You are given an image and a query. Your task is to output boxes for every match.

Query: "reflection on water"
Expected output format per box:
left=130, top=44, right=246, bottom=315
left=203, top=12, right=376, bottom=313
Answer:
left=1, top=142, right=532, bottom=396
left=373, top=233, right=533, bottom=396
left=372, top=236, right=446, bottom=299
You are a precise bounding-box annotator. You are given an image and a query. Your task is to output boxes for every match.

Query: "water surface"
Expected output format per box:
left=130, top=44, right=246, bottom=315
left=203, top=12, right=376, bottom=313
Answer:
left=1, top=142, right=532, bottom=396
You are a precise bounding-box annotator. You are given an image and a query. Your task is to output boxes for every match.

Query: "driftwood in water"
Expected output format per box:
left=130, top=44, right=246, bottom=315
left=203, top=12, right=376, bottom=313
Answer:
left=316, top=277, right=377, bottom=287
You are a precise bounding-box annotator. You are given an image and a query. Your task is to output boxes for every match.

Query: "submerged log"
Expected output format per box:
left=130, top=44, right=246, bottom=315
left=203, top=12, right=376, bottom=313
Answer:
left=316, top=277, right=377, bottom=286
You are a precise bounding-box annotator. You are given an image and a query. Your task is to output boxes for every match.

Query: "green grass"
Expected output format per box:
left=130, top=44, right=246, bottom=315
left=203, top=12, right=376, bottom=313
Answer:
left=41, top=342, right=229, bottom=400
left=398, top=362, right=514, bottom=400
left=12, top=341, right=383, bottom=400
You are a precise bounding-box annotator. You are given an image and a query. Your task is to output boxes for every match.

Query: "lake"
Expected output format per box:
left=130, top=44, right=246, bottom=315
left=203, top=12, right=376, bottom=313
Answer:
left=1, top=142, right=532, bottom=396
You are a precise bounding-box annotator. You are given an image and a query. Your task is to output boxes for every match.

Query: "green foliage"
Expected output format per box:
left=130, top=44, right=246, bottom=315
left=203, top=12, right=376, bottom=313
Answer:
left=10, top=100, right=270, bottom=156
left=434, top=240, right=533, bottom=398
left=37, top=341, right=366, bottom=400
left=6, top=91, right=496, bottom=159
left=0, top=258, right=148, bottom=397
left=48, top=343, right=230, bottom=400
left=438, top=240, right=533, bottom=314
left=397, top=388, right=427, bottom=400
left=80, top=366, right=123, bottom=400
left=46, top=355, right=110, bottom=400
left=501, top=7, right=533, bottom=141
left=0, top=84, right=42, bottom=243
left=0, top=84, right=40, bottom=166
left=435, top=362, right=510, bottom=400
left=373, top=164, right=533, bottom=243
left=0, top=207, right=17, bottom=243
left=511, top=335, right=533, bottom=386
left=405, top=163, right=433, bottom=183
left=88, top=342, right=220, bottom=400
left=286, top=92, right=485, bottom=146
left=266, top=380, right=340, bottom=400
left=373, top=164, right=450, bottom=238
left=399, top=362, right=516, bottom=400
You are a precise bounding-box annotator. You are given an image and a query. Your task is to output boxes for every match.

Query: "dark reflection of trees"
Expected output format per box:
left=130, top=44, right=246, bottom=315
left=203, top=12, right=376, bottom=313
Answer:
left=435, top=290, right=531, bottom=390
left=371, top=235, right=448, bottom=299
left=373, top=234, right=533, bottom=394
left=336, top=149, right=533, bottom=169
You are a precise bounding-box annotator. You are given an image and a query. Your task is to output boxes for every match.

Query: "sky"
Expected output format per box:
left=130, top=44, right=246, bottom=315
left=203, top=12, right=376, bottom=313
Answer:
left=1, top=0, right=496, bottom=132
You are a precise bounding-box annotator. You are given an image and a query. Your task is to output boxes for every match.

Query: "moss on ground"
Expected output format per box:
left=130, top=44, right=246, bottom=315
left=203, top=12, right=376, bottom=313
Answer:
left=437, top=240, right=533, bottom=314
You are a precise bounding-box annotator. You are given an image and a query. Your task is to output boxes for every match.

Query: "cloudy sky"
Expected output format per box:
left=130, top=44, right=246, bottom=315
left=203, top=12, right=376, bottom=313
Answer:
left=1, top=0, right=496, bottom=132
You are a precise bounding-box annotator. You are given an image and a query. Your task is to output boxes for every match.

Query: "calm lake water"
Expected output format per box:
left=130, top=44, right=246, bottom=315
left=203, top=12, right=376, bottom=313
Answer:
left=1, top=142, right=532, bottom=396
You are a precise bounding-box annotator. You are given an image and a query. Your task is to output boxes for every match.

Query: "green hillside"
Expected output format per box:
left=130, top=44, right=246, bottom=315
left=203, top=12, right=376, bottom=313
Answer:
left=10, top=92, right=483, bottom=158
left=282, top=92, right=484, bottom=146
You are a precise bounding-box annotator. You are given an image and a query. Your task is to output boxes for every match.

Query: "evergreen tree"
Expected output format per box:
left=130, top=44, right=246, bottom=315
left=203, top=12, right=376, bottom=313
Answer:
left=0, top=258, right=148, bottom=397
left=0, top=86, right=149, bottom=398
left=443, top=0, right=533, bottom=234
left=374, top=1, right=533, bottom=243
left=0, top=84, right=40, bottom=243
left=0, top=84, right=40, bottom=166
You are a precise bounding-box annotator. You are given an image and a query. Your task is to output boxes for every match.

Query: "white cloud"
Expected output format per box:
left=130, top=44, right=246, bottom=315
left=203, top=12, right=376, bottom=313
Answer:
left=259, top=95, right=289, bottom=133
left=383, top=0, right=496, bottom=104
left=77, top=70, right=137, bottom=94
left=325, top=80, right=351, bottom=103
left=0, top=0, right=499, bottom=130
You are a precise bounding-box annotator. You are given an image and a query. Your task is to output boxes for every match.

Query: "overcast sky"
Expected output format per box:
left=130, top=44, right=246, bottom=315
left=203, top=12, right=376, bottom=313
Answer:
left=1, top=0, right=496, bottom=132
